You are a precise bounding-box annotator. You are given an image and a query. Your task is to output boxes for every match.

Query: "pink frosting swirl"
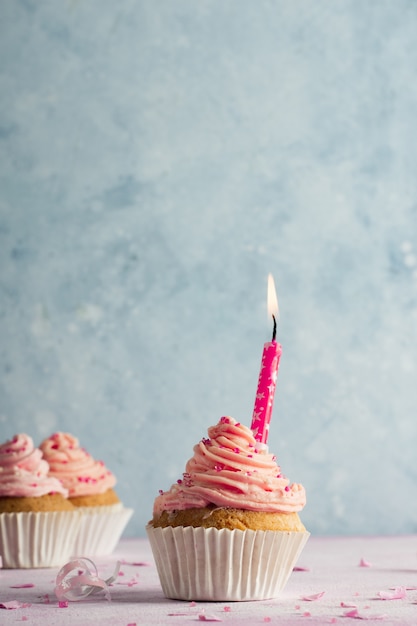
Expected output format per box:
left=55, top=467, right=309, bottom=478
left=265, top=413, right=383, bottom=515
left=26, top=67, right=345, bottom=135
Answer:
left=153, top=416, right=306, bottom=515
left=0, top=434, right=68, bottom=497
left=40, top=432, right=116, bottom=497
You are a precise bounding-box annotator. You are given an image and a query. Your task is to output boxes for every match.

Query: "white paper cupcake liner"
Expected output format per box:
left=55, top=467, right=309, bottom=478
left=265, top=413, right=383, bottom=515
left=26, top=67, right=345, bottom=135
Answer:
left=147, top=525, right=310, bottom=601
left=0, top=510, right=83, bottom=569
left=72, top=504, right=133, bottom=557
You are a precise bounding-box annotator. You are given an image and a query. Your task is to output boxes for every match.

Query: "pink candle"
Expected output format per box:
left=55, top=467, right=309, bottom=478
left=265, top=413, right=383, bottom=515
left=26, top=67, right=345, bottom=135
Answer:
left=251, top=274, right=282, bottom=444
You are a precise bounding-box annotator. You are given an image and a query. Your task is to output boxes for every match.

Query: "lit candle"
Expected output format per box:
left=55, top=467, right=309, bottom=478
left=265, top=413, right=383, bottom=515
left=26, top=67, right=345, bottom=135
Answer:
left=250, top=274, right=282, bottom=444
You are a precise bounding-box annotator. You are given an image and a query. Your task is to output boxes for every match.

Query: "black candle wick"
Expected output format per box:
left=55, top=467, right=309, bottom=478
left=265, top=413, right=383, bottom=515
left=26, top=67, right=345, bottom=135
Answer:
left=272, top=314, right=277, bottom=341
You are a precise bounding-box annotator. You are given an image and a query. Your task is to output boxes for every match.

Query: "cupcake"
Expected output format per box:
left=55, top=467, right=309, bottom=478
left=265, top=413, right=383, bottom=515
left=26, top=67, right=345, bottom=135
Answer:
left=40, top=432, right=133, bottom=556
left=0, top=434, right=82, bottom=568
left=147, top=416, right=309, bottom=601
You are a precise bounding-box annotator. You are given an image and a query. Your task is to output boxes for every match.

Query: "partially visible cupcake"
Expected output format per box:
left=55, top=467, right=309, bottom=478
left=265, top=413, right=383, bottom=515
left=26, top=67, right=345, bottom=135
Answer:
left=0, top=434, right=82, bottom=568
left=40, top=432, right=132, bottom=556
left=147, top=416, right=309, bottom=601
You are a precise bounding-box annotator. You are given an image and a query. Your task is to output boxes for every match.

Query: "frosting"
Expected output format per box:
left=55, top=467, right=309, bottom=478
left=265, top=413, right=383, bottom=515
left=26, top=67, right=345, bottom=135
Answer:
left=153, top=416, right=306, bottom=515
left=0, top=434, right=68, bottom=497
left=40, top=432, right=116, bottom=497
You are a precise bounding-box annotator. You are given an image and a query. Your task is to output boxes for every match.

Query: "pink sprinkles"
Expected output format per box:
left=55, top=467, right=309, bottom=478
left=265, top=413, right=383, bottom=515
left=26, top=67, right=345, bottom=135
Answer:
left=77, top=476, right=97, bottom=484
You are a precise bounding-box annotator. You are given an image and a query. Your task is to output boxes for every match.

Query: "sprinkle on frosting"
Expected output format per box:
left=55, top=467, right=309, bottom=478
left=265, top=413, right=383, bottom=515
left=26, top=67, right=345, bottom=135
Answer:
left=40, top=433, right=116, bottom=497
left=153, top=416, right=306, bottom=515
left=0, top=434, right=68, bottom=498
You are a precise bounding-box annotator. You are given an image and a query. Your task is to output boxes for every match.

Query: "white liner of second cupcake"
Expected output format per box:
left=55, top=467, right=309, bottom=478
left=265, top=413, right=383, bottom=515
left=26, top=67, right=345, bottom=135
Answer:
left=72, top=504, right=133, bottom=557
left=147, top=525, right=310, bottom=601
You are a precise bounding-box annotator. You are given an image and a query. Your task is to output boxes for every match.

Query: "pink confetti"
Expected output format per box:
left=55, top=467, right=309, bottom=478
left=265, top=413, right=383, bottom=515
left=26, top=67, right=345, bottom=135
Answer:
left=127, top=623, right=136, bottom=626
left=303, top=611, right=311, bottom=617
left=223, top=606, right=231, bottom=612
left=190, top=601, right=197, bottom=607
left=341, top=602, right=358, bottom=608
left=198, top=614, right=223, bottom=622
left=263, top=618, right=271, bottom=623
left=358, top=558, right=371, bottom=568
left=377, top=586, right=406, bottom=600
left=293, top=565, right=310, bottom=571
left=343, top=608, right=386, bottom=620
left=301, top=591, right=326, bottom=601
left=9, top=584, right=35, bottom=589
left=0, top=601, right=31, bottom=610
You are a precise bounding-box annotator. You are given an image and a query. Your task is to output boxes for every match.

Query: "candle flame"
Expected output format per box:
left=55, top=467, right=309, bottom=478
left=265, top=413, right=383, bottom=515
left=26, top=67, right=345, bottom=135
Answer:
left=267, top=273, right=279, bottom=321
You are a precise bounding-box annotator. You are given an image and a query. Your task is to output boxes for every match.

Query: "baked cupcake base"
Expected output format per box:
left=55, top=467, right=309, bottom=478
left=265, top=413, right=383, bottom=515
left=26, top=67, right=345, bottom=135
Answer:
left=152, top=506, right=306, bottom=532
left=147, top=524, right=309, bottom=601
left=0, top=493, right=75, bottom=513
left=69, top=488, right=120, bottom=508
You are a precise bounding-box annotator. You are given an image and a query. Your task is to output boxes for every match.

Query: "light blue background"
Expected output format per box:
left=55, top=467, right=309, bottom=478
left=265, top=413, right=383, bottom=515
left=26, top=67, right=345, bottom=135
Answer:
left=1, top=0, right=417, bottom=538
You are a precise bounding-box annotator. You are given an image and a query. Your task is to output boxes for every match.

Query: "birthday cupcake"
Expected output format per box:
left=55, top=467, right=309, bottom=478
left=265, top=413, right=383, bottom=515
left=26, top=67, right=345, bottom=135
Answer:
left=40, top=432, right=133, bottom=557
left=147, top=416, right=309, bottom=601
left=0, top=434, right=82, bottom=568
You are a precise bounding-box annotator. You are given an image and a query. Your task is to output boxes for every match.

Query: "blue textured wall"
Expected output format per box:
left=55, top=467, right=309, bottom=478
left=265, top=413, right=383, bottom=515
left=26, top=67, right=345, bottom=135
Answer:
left=1, top=1, right=417, bottom=537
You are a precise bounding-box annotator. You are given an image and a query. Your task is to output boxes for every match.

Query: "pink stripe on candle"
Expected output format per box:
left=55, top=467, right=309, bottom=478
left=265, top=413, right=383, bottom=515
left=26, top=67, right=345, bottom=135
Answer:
left=251, top=340, right=282, bottom=444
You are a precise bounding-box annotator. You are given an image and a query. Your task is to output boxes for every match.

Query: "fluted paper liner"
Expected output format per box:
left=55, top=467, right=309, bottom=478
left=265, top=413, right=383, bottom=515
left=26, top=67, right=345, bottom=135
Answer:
left=72, top=504, right=133, bottom=557
left=147, top=525, right=310, bottom=601
left=0, top=510, right=83, bottom=569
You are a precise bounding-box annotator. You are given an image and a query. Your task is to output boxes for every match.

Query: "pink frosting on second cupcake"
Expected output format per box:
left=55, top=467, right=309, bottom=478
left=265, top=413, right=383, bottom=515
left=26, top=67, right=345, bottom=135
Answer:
left=0, top=434, right=68, bottom=498
left=40, top=432, right=116, bottom=497
left=153, top=416, right=306, bottom=515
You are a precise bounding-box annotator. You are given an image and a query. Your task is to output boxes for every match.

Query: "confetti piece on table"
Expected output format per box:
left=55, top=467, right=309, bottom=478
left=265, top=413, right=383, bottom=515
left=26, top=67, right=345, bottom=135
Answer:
left=9, top=584, right=35, bottom=589
left=294, top=566, right=311, bottom=571
left=55, top=557, right=120, bottom=602
left=223, top=606, right=231, bottom=612
left=198, top=613, right=223, bottom=622
left=0, top=601, right=31, bottom=610
left=377, top=586, right=406, bottom=600
left=343, top=608, right=386, bottom=620
left=358, top=558, right=371, bottom=568
left=301, top=591, right=326, bottom=601
left=341, top=602, right=358, bottom=608
left=303, top=611, right=311, bottom=617
left=58, top=601, right=69, bottom=608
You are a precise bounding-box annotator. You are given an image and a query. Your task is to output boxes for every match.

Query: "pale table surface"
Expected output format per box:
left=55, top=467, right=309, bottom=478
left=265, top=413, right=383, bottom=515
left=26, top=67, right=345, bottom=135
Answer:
left=0, top=535, right=416, bottom=625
